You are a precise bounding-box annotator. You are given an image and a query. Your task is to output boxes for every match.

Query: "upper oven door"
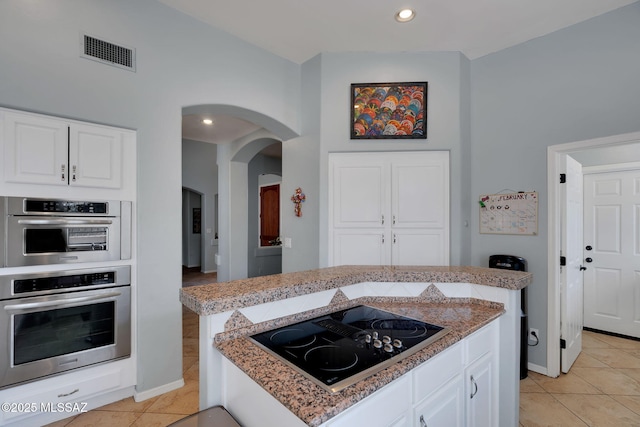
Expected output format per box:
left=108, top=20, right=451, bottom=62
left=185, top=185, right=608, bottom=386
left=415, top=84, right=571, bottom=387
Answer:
left=5, top=215, right=122, bottom=267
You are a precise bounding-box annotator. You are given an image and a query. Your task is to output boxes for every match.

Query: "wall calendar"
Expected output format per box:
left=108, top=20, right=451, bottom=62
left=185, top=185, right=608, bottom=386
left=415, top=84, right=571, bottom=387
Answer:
left=479, top=191, right=538, bottom=235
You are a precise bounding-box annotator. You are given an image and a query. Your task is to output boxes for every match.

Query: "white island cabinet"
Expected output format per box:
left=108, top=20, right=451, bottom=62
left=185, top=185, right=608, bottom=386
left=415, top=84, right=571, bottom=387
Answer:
left=181, top=266, right=531, bottom=427
left=223, top=321, right=498, bottom=427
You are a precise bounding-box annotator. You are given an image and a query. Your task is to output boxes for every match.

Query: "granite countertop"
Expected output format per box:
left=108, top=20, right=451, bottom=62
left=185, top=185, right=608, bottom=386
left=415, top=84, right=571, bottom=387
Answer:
left=180, top=265, right=532, bottom=316
left=216, top=297, right=504, bottom=427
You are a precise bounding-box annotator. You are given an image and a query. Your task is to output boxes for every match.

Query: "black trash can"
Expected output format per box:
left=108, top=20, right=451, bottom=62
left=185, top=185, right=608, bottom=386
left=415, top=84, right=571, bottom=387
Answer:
left=489, top=254, right=528, bottom=380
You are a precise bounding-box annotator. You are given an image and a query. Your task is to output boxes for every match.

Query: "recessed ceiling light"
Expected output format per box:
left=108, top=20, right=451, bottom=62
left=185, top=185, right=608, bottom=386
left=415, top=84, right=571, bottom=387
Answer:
left=395, top=8, right=415, bottom=23
left=202, top=118, right=213, bottom=125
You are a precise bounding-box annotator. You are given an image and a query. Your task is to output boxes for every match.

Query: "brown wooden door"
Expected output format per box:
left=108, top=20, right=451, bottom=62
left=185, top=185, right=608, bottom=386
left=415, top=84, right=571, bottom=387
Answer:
left=260, top=184, right=280, bottom=246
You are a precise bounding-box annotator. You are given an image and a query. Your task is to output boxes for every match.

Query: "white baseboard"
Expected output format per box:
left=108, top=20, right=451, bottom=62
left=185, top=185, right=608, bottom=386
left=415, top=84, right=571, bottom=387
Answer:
left=527, top=362, right=549, bottom=376
left=134, top=378, right=185, bottom=402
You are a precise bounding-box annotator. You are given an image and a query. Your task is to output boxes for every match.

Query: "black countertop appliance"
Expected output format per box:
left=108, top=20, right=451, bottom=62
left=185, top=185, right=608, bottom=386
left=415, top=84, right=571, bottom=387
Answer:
left=489, top=254, right=528, bottom=380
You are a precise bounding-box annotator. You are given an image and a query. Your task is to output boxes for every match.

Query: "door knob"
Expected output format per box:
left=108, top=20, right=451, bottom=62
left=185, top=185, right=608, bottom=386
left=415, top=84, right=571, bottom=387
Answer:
left=585, top=257, right=593, bottom=263
left=585, top=245, right=593, bottom=251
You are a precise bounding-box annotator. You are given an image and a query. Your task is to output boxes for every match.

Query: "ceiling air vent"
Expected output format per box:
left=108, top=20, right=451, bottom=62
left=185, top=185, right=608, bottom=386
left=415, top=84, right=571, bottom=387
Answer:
left=80, top=34, right=136, bottom=72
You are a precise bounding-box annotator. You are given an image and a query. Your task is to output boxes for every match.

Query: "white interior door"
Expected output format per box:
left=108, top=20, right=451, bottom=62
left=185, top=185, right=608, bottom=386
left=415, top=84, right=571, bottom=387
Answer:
left=583, top=168, right=640, bottom=338
left=560, top=155, right=584, bottom=373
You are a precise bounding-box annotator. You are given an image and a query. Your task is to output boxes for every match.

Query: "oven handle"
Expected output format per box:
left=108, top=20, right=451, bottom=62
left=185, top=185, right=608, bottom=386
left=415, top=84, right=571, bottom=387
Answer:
left=17, top=219, right=114, bottom=225
left=4, top=291, right=122, bottom=311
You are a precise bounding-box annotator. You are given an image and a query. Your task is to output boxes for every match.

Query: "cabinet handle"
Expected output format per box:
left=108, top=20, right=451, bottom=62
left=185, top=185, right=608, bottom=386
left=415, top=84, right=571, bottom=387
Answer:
left=393, top=215, right=396, bottom=225
left=72, top=165, right=77, bottom=182
left=393, top=234, right=396, bottom=244
left=470, top=375, right=478, bottom=399
left=381, top=214, right=385, bottom=225
left=61, top=164, right=66, bottom=181
left=419, top=415, right=427, bottom=427
left=58, top=388, right=79, bottom=398
left=381, top=234, right=385, bottom=244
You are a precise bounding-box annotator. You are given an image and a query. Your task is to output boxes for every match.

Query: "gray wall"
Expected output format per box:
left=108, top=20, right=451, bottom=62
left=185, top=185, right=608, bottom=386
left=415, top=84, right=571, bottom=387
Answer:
left=470, top=3, right=640, bottom=368
left=281, top=56, right=322, bottom=273
left=182, top=139, right=218, bottom=272
left=0, top=0, right=300, bottom=395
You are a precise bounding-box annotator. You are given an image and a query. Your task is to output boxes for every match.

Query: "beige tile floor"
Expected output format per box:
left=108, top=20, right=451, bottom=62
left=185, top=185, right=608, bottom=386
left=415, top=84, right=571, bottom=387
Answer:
left=44, top=270, right=640, bottom=426
left=520, top=330, right=640, bottom=427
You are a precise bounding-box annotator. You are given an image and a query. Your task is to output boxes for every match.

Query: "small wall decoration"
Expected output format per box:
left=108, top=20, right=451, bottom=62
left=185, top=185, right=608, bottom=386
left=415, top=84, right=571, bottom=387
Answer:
left=291, top=187, right=306, bottom=217
left=351, top=82, right=427, bottom=139
left=479, top=191, right=538, bottom=235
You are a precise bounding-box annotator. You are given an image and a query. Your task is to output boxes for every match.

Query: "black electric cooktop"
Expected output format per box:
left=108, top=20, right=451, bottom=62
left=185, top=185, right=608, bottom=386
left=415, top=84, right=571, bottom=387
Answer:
left=250, top=305, right=450, bottom=393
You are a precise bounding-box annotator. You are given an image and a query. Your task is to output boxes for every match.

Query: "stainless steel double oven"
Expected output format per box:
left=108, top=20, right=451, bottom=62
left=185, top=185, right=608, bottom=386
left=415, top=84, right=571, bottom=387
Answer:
left=0, top=197, right=132, bottom=388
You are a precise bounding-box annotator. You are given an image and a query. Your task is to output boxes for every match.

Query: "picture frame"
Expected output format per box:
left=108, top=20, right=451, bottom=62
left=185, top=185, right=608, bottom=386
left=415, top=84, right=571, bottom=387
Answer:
left=351, top=82, right=427, bottom=139
left=192, top=208, right=201, bottom=234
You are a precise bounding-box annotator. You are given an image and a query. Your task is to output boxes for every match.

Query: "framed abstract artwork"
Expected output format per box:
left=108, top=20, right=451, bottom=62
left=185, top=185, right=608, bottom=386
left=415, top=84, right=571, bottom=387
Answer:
left=351, top=82, right=427, bottom=139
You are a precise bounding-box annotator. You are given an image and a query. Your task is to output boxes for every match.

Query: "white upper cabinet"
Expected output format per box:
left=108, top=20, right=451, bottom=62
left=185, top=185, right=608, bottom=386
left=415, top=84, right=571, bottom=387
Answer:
left=1, top=108, right=135, bottom=199
left=329, top=151, right=449, bottom=266
left=391, top=156, right=448, bottom=229
left=331, top=156, right=388, bottom=228
left=3, top=111, right=69, bottom=186
left=69, top=122, right=123, bottom=189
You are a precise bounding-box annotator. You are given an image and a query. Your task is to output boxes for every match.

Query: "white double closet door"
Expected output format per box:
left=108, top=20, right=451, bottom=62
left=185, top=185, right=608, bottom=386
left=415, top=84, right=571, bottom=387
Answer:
left=329, top=151, right=449, bottom=266
left=583, top=166, right=640, bottom=338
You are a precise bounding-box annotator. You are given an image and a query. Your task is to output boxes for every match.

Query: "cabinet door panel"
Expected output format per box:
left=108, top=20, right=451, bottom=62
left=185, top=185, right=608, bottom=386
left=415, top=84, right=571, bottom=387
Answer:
left=414, top=376, right=464, bottom=427
left=69, top=123, right=123, bottom=188
left=391, top=153, right=449, bottom=229
left=331, top=160, right=388, bottom=228
left=3, top=111, right=68, bottom=185
left=466, top=353, right=495, bottom=427
left=392, top=229, right=448, bottom=266
left=333, top=230, right=388, bottom=265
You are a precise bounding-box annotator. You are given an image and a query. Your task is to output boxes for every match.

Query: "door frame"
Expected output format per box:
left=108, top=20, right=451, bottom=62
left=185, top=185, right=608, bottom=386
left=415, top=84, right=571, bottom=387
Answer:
left=547, top=131, right=640, bottom=377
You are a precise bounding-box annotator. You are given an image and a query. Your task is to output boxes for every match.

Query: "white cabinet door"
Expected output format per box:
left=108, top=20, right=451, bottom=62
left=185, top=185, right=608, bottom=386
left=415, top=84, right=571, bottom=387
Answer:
left=70, top=123, right=123, bottom=188
left=3, top=110, right=68, bottom=185
left=465, top=353, right=495, bottom=427
left=329, top=151, right=449, bottom=267
left=392, top=229, right=448, bottom=266
left=333, top=229, right=388, bottom=265
left=414, top=375, right=464, bottom=427
left=330, top=156, right=388, bottom=228
left=391, top=154, right=449, bottom=229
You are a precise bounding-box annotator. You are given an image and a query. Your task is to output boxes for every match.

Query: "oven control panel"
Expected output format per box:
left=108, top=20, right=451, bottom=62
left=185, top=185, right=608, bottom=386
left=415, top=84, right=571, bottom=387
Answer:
left=14, top=272, right=115, bottom=294
left=24, top=199, right=108, bottom=214
left=0, top=266, right=131, bottom=300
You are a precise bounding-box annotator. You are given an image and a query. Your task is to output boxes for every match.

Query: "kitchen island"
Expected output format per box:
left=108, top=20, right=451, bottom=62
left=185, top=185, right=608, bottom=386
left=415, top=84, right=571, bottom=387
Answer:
left=179, top=265, right=532, bottom=426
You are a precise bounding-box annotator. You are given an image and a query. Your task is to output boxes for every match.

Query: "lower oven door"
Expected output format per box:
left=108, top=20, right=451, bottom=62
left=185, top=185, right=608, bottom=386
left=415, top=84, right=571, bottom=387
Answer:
left=0, top=286, right=131, bottom=389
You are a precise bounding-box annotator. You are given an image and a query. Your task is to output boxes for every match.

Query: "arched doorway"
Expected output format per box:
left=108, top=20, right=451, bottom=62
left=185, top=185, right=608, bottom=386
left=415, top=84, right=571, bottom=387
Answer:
left=181, top=104, right=297, bottom=282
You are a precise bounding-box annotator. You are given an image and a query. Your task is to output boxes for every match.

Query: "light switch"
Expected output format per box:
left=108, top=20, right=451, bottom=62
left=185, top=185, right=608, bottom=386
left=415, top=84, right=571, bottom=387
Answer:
left=284, top=237, right=292, bottom=248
